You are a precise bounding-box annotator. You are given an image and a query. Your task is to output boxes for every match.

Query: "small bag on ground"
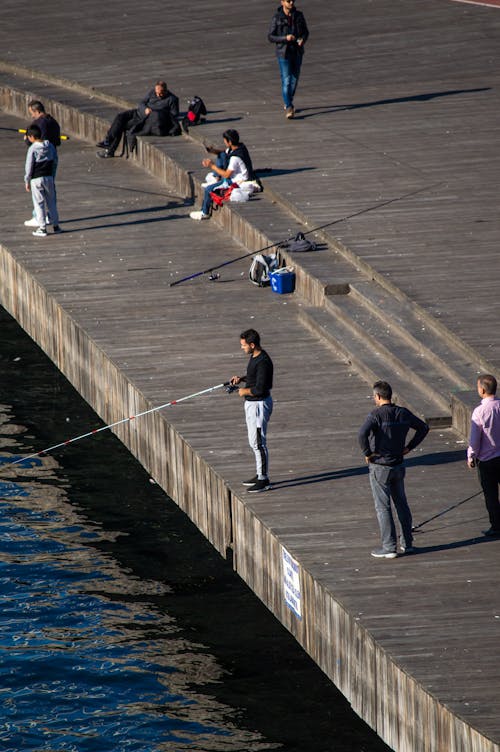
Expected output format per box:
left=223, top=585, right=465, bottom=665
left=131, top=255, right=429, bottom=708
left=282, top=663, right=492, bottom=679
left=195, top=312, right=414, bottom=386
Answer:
left=280, top=232, right=317, bottom=252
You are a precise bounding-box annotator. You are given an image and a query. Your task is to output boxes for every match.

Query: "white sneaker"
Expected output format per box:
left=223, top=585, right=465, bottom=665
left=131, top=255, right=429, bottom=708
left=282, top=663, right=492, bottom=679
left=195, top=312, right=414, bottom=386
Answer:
left=32, top=228, right=48, bottom=237
left=189, top=211, right=210, bottom=220
left=24, top=217, right=39, bottom=227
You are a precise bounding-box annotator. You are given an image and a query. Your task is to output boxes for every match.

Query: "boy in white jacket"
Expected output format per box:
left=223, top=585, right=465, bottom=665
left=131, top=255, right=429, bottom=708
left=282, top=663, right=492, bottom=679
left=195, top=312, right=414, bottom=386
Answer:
left=24, top=125, right=61, bottom=237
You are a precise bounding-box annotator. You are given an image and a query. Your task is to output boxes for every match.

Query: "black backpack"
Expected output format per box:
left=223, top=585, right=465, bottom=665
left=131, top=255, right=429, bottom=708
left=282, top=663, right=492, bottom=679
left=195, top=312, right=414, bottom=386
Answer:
left=181, top=96, right=207, bottom=131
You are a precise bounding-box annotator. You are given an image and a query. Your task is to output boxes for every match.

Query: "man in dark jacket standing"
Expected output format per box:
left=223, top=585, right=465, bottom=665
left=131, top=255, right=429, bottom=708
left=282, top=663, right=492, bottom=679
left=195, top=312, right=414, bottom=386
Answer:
left=96, top=81, right=180, bottom=158
left=268, top=0, right=309, bottom=119
left=358, top=381, right=429, bottom=558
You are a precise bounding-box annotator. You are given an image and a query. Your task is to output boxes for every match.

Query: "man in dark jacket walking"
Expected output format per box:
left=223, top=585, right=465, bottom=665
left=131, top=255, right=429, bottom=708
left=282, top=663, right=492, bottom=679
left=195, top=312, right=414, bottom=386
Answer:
left=268, top=0, right=309, bottom=118
left=96, top=81, right=180, bottom=158
left=358, top=381, right=429, bottom=558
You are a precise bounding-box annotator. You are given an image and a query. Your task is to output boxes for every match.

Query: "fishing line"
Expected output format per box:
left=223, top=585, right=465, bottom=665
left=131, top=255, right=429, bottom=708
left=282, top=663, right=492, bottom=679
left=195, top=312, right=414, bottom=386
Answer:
left=412, top=489, right=483, bottom=531
left=170, top=183, right=442, bottom=288
left=1, top=382, right=229, bottom=471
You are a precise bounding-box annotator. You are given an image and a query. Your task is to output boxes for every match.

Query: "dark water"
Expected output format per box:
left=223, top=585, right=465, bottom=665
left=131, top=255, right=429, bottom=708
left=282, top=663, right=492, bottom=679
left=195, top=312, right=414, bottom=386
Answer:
left=0, top=307, right=391, bottom=752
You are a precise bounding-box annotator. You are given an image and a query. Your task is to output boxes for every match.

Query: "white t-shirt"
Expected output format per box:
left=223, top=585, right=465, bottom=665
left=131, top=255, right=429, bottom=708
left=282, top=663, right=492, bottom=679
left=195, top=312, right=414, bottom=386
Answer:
left=227, top=155, right=249, bottom=185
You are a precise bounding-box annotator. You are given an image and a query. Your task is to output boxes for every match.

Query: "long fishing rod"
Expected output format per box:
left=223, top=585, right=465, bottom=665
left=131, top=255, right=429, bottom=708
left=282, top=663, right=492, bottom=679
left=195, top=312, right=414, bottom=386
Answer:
left=170, top=183, right=442, bottom=288
left=18, top=128, right=70, bottom=140
left=412, top=489, right=483, bottom=531
left=0, top=126, right=70, bottom=141
left=1, top=382, right=230, bottom=471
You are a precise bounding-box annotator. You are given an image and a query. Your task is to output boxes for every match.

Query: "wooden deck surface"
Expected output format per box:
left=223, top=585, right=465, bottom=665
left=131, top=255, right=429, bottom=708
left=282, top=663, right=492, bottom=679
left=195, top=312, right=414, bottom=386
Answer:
left=1, top=1, right=500, bottom=749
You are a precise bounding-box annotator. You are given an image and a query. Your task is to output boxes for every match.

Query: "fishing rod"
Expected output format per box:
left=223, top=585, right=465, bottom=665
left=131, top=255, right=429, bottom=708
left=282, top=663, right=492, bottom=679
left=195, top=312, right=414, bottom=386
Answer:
left=1, top=382, right=231, bottom=471
left=170, top=183, right=443, bottom=288
left=412, top=489, right=483, bottom=531
left=18, top=128, right=70, bottom=140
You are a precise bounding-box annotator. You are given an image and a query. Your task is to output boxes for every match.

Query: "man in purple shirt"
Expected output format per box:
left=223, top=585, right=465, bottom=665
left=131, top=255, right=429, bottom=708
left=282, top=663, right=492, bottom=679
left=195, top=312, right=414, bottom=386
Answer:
left=467, top=373, right=500, bottom=536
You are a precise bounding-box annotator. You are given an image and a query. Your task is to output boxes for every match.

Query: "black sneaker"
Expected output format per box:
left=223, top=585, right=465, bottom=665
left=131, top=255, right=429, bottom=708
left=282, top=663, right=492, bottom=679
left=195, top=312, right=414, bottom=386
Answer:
left=400, top=545, right=416, bottom=554
left=482, top=527, right=500, bottom=537
left=242, top=476, right=258, bottom=487
left=96, top=140, right=110, bottom=148
left=97, top=150, right=114, bottom=159
left=247, top=478, right=270, bottom=493
left=52, top=225, right=63, bottom=233
left=371, top=548, right=397, bottom=559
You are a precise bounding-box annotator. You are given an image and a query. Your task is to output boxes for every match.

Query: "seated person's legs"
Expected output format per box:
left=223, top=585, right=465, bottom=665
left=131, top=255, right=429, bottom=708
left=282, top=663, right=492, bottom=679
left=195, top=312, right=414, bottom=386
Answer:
left=98, top=109, right=139, bottom=154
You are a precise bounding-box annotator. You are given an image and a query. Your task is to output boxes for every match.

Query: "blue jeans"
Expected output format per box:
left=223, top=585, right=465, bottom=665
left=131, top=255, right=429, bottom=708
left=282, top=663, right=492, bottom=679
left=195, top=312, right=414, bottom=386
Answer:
left=369, top=464, right=413, bottom=552
left=278, top=54, right=303, bottom=108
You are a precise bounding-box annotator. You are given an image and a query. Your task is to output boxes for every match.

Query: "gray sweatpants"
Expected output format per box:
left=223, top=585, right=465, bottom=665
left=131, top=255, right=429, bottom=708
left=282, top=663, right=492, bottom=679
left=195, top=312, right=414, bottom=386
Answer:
left=31, top=176, right=59, bottom=228
left=244, top=397, right=273, bottom=480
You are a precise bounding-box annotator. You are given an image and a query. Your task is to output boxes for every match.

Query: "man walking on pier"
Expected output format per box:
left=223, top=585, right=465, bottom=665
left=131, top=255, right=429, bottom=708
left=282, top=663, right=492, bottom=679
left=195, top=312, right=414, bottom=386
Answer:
left=268, top=0, right=309, bottom=119
left=467, top=374, right=500, bottom=537
left=358, top=381, right=429, bottom=558
left=230, top=329, right=273, bottom=493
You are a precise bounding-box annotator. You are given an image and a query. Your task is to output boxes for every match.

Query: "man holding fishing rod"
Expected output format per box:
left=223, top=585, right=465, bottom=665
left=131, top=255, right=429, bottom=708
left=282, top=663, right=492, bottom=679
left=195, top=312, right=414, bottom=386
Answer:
left=230, top=329, right=273, bottom=493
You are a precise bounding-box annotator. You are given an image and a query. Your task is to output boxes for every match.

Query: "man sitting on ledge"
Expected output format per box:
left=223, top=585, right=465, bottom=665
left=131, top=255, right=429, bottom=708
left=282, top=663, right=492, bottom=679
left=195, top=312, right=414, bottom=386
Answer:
left=96, top=80, right=180, bottom=158
left=190, top=129, right=256, bottom=220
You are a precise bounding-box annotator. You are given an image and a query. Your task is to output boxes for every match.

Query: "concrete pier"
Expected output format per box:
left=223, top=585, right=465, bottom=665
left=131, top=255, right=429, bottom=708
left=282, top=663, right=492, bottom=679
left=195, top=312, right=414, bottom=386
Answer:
left=1, top=1, right=500, bottom=750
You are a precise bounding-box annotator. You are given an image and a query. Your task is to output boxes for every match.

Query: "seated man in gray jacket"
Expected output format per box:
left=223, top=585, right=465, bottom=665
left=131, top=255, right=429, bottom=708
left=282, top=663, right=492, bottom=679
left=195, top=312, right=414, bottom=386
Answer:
left=97, top=80, right=180, bottom=158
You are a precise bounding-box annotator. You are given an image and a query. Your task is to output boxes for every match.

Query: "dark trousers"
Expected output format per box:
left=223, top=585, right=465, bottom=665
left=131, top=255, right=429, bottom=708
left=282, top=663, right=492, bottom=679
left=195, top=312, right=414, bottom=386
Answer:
left=477, top=456, right=500, bottom=530
left=106, top=109, right=143, bottom=154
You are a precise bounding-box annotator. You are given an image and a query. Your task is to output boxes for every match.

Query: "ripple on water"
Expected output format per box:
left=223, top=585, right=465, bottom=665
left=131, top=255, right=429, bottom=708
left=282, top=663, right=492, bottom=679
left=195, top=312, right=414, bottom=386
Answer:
left=0, top=450, right=276, bottom=752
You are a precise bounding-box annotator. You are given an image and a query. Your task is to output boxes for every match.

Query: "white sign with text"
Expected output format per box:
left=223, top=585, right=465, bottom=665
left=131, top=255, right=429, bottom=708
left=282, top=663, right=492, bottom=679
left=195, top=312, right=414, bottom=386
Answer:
left=282, top=545, right=302, bottom=619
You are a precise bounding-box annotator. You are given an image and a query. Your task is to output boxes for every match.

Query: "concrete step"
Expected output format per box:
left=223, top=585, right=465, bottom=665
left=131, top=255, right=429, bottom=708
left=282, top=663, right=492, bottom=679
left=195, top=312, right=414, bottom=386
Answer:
left=0, top=69, right=484, bottom=437
left=298, top=305, right=452, bottom=427
left=347, top=280, right=481, bottom=388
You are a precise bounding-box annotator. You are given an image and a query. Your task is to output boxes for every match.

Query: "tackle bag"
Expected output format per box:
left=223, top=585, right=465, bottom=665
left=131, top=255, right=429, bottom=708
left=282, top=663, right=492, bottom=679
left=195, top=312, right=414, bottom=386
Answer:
left=249, top=253, right=280, bottom=287
left=210, top=183, right=236, bottom=207
left=280, top=232, right=317, bottom=252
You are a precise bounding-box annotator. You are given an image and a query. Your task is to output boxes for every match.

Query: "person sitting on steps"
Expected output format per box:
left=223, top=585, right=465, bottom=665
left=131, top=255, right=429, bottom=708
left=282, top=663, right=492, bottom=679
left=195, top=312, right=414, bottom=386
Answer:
left=96, top=81, right=180, bottom=158
left=190, top=129, right=256, bottom=220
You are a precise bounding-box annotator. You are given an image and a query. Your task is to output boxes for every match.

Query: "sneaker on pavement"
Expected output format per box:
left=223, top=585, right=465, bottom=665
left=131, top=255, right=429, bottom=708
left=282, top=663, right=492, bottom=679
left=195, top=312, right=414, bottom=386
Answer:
left=189, top=211, right=210, bottom=220
left=97, top=150, right=114, bottom=159
left=96, top=140, right=110, bottom=148
left=371, top=548, right=397, bottom=559
left=285, top=106, right=295, bottom=119
left=242, top=476, right=258, bottom=487
left=52, top=225, right=63, bottom=233
left=400, top=546, right=416, bottom=554
left=24, top=217, right=39, bottom=227
left=32, top=228, right=48, bottom=237
left=482, top=527, right=500, bottom=537
left=247, top=478, right=270, bottom=493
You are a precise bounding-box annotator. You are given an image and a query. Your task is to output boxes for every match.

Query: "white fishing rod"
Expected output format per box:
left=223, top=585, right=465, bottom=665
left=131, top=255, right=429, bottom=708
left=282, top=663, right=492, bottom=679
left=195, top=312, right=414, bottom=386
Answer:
left=2, top=382, right=231, bottom=470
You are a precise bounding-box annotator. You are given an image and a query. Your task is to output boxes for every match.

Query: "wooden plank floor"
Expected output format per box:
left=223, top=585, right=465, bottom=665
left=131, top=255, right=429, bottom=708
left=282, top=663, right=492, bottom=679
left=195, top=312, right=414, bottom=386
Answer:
left=2, top=0, right=498, bottom=364
left=1, top=0, right=500, bottom=747
left=1, top=109, right=499, bottom=749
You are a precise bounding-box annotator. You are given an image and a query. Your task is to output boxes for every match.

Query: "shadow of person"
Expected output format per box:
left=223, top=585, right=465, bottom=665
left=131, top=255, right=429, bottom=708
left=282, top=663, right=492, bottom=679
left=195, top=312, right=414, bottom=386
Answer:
left=270, top=465, right=367, bottom=490
left=404, top=534, right=497, bottom=556
left=406, top=449, right=466, bottom=467
left=61, top=201, right=185, bottom=225
left=294, top=87, right=491, bottom=120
